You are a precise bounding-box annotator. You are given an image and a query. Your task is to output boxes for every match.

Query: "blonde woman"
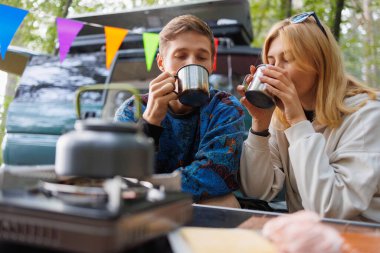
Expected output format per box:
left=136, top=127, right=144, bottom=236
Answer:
left=238, top=12, right=380, bottom=222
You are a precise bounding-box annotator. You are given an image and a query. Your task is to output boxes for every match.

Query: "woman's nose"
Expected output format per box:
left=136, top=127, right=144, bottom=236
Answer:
left=274, top=61, right=284, bottom=68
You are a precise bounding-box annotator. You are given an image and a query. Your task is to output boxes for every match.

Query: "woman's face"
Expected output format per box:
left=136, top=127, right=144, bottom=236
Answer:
left=267, top=36, right=317, bottom=109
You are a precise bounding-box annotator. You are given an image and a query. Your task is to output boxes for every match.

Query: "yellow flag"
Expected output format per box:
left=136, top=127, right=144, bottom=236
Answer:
left=104, top=26, right=128, bottom=69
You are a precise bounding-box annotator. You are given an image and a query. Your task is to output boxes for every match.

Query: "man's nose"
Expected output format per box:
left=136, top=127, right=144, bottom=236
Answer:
left=186, top=55, right=198, bottom=65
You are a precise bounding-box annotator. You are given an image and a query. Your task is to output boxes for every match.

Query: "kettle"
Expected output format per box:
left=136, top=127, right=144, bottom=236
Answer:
left=55, top=84, right=154, bottom=179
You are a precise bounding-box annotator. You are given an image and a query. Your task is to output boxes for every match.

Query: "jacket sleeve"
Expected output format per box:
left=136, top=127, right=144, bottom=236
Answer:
left=114, top=97, right=137, bottom=122
left=114, top=97, right=163, bottom=145
left=239, top=128, right=286, bottom=201
left=285, top=102, right=380, bottom=219
left=179, top=95, right=245, bottom=201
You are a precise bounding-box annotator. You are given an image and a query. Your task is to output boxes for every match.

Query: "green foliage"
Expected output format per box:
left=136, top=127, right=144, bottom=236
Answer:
left=249, top=0, right=380, bottom=88
left=2, top=0, right=380, bottom=87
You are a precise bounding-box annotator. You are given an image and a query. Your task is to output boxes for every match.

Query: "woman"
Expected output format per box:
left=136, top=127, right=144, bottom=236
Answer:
left=238, top=12, right=380, bottom=222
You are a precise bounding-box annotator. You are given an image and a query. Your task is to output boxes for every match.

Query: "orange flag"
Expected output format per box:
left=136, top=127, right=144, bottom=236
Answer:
left=104, top=26, right=128, bottom=69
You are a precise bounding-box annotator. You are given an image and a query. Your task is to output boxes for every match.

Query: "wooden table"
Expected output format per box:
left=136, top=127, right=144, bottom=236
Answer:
left=191, top=204, right=380, bottom=253
left=1, top=204, right=379, bottom=252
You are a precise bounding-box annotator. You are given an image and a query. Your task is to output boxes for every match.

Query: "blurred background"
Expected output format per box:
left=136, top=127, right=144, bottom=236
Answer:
left=1, top=0, right=379, bottom=87
left=0, top=0, right=379, bottom=164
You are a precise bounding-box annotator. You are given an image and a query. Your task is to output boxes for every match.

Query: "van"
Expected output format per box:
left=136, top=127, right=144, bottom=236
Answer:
left=0, top=46, right=37, bottom=163
left=2, top=0, right=261, bottom=166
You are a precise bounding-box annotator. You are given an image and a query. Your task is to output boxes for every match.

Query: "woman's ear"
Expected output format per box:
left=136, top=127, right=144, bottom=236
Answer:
left=156, top=53, right=165, bottom=72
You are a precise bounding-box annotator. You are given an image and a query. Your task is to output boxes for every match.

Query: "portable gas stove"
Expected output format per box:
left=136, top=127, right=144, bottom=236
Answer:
left=0, top=165, right=192, bottom=253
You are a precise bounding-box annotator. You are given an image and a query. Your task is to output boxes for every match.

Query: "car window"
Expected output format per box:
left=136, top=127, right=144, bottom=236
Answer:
left=14, top=52, right=109, bottom=104
left=101, top=50, right=161, bottom=118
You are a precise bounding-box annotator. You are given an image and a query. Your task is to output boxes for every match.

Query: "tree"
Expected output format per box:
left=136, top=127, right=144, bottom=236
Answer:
left=360, top=0, right=379, bottom=86
left=280, top=0, right=293, bottom=18
left=2, top=1, right=65, bottom=53
left=2, top=0, right=380, bottom=86
left=333, top=0, right=344, bottom=41
left=249, top=0, right=380, bottom=88
left=340, top=0, right=380, bottom=87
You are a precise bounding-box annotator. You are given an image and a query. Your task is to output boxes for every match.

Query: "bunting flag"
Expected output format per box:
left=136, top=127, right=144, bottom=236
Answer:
left=213, top=38, right=219, bottom=71
left=0, top=4, right=160, bottom=71
left=104, top=26, right=129, bottom=69
left=0, top=4, right=28, bottom=60
left=56, top=17, right=84, bottom=63
left=143, top=33, right=159, bottom=72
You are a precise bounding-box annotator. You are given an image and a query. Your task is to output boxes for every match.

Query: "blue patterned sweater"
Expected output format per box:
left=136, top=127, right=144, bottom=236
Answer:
left=115, top=89, right=245, bottom=200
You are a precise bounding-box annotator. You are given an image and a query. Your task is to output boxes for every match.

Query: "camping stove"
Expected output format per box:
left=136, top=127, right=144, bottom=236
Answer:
left=0, top=165, right=192, bottom=253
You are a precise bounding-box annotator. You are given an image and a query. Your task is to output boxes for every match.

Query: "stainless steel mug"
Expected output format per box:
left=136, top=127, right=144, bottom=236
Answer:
left=176, top=64, right=210, bottom=107
left=243, top=64, right=275, bottom=109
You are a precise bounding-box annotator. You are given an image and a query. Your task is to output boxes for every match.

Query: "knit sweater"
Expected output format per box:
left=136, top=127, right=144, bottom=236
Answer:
left=115, top=89, right=245, bottom=200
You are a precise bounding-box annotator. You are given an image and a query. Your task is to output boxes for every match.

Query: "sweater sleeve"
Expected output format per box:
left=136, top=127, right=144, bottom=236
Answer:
left=239, top=127, right=285, bottom=201
left=114, top=97, right=162, bottom=148
left=114, top=97, right=138, bottom=123
left=285, top=102, right=380, bottom=220
left=179, top=93, right=246, bottom=201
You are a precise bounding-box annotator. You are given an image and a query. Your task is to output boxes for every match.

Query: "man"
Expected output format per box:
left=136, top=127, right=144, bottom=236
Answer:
left=115, top=15, right=245, bottom=204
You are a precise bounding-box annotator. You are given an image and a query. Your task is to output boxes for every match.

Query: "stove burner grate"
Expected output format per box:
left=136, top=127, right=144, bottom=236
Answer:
left=37, top=177, right=165, bottom=207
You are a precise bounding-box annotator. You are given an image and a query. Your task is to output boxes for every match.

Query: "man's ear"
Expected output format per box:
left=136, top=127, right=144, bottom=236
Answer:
left=156, top=53, right=164, bottom=72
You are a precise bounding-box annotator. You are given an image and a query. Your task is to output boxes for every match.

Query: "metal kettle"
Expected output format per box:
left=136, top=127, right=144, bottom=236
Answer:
left=55, top=84, right=154, bottom=179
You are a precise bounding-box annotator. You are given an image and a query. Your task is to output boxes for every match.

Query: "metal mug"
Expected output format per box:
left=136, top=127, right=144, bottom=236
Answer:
left=175, top=64, right=210, bottom=107
left=243, top=64, right=275, bottom=109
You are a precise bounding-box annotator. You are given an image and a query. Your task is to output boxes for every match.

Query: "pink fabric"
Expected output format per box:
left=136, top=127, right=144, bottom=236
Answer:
left=262, top=211, right=343, bottom=253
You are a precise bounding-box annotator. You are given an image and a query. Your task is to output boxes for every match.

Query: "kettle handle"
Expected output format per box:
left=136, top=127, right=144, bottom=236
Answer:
left=75, top=83, right=141, bottom=120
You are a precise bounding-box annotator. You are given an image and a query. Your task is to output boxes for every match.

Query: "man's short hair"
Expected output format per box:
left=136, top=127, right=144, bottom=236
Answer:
left=159, top=14, right=215, bottom=58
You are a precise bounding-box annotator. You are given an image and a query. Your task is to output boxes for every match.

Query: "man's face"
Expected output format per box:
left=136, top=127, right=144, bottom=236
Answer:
left=157, top=31, right=213, bottom=75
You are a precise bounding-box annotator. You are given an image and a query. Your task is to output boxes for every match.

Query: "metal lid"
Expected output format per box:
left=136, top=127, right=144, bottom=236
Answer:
left=74, top=119, right=139, bottom=133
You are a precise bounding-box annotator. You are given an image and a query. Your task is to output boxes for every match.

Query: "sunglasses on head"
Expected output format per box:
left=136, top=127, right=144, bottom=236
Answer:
left=290, top=11, right=328, bottom=37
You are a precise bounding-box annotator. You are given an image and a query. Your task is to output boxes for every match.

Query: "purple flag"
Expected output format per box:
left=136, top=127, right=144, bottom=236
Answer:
left=56, top=17, right=84, bottom=62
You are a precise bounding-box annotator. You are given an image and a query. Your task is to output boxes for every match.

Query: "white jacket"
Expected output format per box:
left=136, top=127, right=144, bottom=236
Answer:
left=240, top=93, right=380, bottom=222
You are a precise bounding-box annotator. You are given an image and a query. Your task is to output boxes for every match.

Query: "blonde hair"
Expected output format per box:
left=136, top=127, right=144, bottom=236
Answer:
left=159, top=14, right=215, bottom=59
left=262, top=16, right=377, bottom=129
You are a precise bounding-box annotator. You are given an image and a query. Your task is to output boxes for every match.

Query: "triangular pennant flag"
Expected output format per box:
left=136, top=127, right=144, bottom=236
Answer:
left=56, top=17, right=84, bottom=63
left=143, top=33, right=159, bottom=72
left=104, top=26, right=128, bottom=69
left=0, top=4, right=28, bottom=60
left=213, top=38, right=219, bottom=71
